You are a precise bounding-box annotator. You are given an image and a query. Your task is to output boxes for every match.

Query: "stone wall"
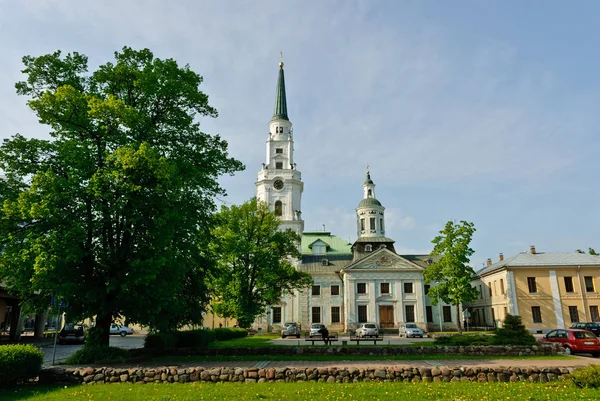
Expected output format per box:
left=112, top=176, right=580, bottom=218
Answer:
left=130, top=343, right=563, bottom=358
left=40, top=365, right=574, bottom=385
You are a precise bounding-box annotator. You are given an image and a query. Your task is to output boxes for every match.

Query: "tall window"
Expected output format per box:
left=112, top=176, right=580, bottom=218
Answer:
left=312, top=285, right=320, bottom=296
left=564, top=277, right=574, bottom=293
left=357, top=283, right=367, bottom=294
left=426, top=306, right=433, bottom=323
left=360, top=219, right=365, bottom=231
left=479, top=285, right=483, bottom=299
left=404, top=282, right=413, bottom=294
left=500, top=279, right=505, bottom=295
left=585, top=277, right=595, bottom=292
left=272, top=307, right=281, bottom=324
left=380, top=283, right=390, bottom=294
left=358, top=305, right=367, bottom=323
left=274, top=201, right=282, bottom=216
left=370, top=217, right=376, bottom=230
left=275, top=162, right=283, bottom=169
left=527, top=277, right=537, bottom=293
left=312, top=307, right=321, bottom=323
left=590, top=306, right=600, bottom=322
left=443, top=306, right=452, bottom=322
left=330, top=285, right=340, bottom=296
left=331, top=307, right=340, bottom=323
left=424, top=285, right=430, bottom=295
left=532, top=306, right=542, bottom=323
left=405, top=305, right=415, bottom=322
left=493, top=281, right=497, bottom=296
left=380, top=218, right=384, bottom=231
left=568, top=306, right=579, bottom=323
left=488, top=283, right=492, bottom=296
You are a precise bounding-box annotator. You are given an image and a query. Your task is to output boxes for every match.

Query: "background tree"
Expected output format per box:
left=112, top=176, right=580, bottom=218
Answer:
left=210, top=198, right=312, bottom=328
left=0, top=48, right=243, bottom=345
left=424, top=220, right=479, bottom=334
left=589, top=248, right=598, bottom=256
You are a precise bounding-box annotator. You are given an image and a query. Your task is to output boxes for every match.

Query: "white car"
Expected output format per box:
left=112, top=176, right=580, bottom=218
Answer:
left=309, top=324, right=326, bottom=337
left=110, top=324, right=134, bottom=337
left=399, top=323, right=424, bottom=338
left=355, top=323, right=379, bottom=338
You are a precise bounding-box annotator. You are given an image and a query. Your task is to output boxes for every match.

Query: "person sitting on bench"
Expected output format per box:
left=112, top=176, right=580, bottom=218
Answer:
left=319, top=326, right=330, bottom=345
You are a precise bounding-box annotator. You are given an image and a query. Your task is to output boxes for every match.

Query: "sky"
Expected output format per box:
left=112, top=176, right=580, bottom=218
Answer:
left=1, top=0, right=599, bottom=270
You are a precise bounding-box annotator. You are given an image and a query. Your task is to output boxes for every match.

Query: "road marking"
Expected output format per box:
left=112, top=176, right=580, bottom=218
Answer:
left=253, top=361, right=270, bottom=368
left=424, top=360, right=444, bottom=366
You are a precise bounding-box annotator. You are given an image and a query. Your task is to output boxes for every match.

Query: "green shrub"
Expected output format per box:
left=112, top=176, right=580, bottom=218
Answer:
left=493, top=314, right=537, bottom=345
left=0, top=344, right=44, bottom=386
left=64, top=345, right=130, bottom=364
left=214, top=328, right=248, bottom=341
left=568, top=365, right=600, bottom=388
left=176, top=330, right=216, bottom=348
left=434, top=334, right=492, bottom=346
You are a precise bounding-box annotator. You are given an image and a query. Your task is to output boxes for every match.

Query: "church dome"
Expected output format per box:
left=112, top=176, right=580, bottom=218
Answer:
left=358, top=197, right=382, bottom=208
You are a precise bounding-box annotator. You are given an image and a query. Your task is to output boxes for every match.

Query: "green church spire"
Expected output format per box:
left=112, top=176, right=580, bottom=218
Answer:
left=272, top=61, right=289, bottom=121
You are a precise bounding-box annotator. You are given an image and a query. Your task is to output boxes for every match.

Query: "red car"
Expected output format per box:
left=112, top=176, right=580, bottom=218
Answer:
left=540, top=329, right=600, bottom=357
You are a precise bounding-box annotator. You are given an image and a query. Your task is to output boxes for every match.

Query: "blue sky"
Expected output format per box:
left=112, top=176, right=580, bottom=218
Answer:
left=1, top=0, right=599, bottom=270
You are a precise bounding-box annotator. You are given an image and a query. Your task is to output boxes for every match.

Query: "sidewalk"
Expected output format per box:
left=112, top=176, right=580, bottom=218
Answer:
left=80, top=355, right=600, bottom=370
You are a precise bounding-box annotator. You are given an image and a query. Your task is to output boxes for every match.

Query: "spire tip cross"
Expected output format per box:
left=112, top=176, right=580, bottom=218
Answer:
left=366, top=163, right=370, bottom=175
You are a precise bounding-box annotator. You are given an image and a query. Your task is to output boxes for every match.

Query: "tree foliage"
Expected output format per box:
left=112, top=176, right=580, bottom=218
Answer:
left=0, top=47, right=243, bottom=344
left=209, top=198, right=312, bottom=328
left=424, top=220, right=479, bottom=334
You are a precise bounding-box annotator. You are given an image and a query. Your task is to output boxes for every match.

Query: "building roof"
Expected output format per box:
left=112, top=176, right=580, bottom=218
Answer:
left=357, top=198, right=382, bottom=208
left=476, top=251, right=600, bottom=277
left=301, top=232, right=352, bottom=255
left=271, top=64, right=288, bottom=121
left=353, top=236, right=395, bottom=243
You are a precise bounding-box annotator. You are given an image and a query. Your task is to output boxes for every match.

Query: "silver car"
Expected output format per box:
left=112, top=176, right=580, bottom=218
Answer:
left=355, top=323, right=379, bottom=338
left=309, top=324, right=326, bottom=337
left=399, top=323, right=424, bottom=338
left=281, top=322, right=300, bottom=338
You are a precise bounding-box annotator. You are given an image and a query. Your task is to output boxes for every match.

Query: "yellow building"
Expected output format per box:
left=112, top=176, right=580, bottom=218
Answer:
left=469, top=246, right=600, bottom=333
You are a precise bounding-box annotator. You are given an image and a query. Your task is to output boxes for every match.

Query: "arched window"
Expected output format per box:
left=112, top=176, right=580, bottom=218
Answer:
left=365, top=244, right=372, bottom=252
left=274, top=201, right=282, bottom=216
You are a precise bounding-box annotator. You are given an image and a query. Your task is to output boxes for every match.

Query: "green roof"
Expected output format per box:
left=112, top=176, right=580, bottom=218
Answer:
left=301, top=232, right=352, bottom=255
left=358, top=198, right=382, bottom=207
left=272, top=65, right=288, bottom=121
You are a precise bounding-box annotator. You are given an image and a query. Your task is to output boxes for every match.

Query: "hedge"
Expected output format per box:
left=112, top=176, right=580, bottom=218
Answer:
left=0, top=344, right=44, bottom=387
left=144, top=328, right=247, bottom=349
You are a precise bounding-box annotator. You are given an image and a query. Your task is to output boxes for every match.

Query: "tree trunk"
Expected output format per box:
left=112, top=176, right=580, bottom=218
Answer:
left=34, top=310, right=49, bottom=339
left=93, top=313, right=112, bottom=347
left=9, top=303, right=21, bottom=340
left=455, top=304, right=463, bottom=334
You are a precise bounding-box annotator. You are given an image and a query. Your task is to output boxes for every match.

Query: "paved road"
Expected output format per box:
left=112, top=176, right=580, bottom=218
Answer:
left=42, top=334, right=145, bottom=367
left=271, top=334, right=432, bottom=346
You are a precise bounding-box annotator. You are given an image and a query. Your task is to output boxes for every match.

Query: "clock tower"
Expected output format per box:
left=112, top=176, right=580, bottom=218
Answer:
left=256, top=61, right=304, bottom=236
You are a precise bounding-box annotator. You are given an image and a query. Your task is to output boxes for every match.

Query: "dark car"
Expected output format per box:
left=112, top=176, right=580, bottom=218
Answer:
left=570, top=322, right=600, bottom=337
left=539, top=329, right=600, bottom=357
left=58, top=323, right=86, bottom=344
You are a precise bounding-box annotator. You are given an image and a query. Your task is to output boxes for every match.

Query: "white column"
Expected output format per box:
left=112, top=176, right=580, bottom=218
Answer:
left=549, top=270, right=565, bottom=328
left=507, top=271, right=520, bottom=315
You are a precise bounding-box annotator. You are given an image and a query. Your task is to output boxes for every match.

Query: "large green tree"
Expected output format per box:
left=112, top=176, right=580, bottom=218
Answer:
left=210, top=198, right=312, bottom=328
left=0, top=47, right=243, bottom=345
left=424, top=220, right=479, bottom=334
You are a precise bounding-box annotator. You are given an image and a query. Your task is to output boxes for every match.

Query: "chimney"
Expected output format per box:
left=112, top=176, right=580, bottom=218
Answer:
left=486, top=258, right=492, bottom=266
left=499, top=253, right=504, bottom=261
left=530, top=245, right=536, bottom=254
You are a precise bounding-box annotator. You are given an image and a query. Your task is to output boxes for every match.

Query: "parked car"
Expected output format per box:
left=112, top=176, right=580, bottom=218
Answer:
left=539, top=329, right=600, bottom=357
left=355, top=323, right=379, bottom=338
left=309, top=324, right=326, bottom=338
left=399, top=323, right=424, bottom=338
left=281, top=322, right=300, bottom=338
left=58, top=323, right=86, bottom=344
left=570, top=322, right=600, bottom=337
left=109, top=324, right=134, bottom=337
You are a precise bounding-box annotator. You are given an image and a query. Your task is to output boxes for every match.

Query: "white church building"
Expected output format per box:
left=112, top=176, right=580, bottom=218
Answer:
left=253, top=61, right=457, bottom=333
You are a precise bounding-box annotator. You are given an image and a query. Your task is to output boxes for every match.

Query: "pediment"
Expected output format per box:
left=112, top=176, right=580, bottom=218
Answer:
left=343, top=248, right=424, bottom=271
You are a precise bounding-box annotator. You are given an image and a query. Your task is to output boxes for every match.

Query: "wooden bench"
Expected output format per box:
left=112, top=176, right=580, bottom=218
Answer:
left=304, top=333, right=339, bottom=345
left=349, top=335, right=384, bottom=345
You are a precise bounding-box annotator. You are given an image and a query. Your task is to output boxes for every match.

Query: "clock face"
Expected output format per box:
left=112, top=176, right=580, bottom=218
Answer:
left=273, top=180, right=284, bottom=190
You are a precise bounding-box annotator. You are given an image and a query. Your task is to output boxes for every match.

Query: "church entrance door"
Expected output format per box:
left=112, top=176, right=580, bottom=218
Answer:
left=378, top=305, right=394, bottom=328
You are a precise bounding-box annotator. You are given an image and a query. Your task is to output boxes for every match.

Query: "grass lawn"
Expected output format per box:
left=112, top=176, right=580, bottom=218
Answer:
left=207, top=334, right=282, bottom=348
left=152, top=354, right=577, bottom=363
left=2, top=381, right=597, bottom=401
